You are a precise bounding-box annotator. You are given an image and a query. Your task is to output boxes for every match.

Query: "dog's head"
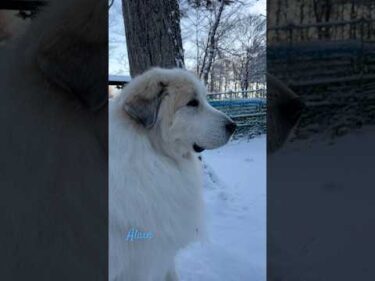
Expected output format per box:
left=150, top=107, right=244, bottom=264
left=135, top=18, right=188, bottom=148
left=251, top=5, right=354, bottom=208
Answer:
left=122, top=68, right=236, bottom=156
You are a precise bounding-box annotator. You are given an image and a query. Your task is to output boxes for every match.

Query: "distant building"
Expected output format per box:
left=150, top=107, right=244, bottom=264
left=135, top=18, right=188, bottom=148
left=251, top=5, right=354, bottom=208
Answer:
left=108, top=75, right=131, bottom=99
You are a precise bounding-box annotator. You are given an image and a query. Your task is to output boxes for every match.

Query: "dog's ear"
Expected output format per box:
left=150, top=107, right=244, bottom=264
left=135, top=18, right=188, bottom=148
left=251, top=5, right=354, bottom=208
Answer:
left=123, top=95, right=163, bottom=129
left=33, top=0, right=107, bottom=111
left=123, top=80, right=167, bottom=129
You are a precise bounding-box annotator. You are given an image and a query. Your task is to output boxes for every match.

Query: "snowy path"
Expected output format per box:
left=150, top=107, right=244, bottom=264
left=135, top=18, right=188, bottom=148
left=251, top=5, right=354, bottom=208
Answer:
left=176, top=135, right=266, bottom=281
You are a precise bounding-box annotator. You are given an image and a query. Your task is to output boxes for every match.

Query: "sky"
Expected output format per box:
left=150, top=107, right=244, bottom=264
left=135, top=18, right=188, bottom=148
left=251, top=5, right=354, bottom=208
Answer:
left=109, top=0, right=266, bottom=76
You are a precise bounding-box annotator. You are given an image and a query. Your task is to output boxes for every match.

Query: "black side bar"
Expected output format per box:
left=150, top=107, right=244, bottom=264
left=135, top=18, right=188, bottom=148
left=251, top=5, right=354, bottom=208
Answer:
left=0, top=1, right=47, bottom=10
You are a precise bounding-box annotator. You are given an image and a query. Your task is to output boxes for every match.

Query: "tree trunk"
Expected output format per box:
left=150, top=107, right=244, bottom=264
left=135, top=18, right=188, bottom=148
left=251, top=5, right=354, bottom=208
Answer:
left=122, top=0, right=185, bottom=77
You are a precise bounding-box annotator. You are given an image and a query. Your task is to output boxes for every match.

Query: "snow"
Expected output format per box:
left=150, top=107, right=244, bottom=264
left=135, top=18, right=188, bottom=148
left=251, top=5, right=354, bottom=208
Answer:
left=268, top=126, right=375, bottom=281
left=176, top=135, right=266, bottom=281
left=250, top=0, right=266, bottom=16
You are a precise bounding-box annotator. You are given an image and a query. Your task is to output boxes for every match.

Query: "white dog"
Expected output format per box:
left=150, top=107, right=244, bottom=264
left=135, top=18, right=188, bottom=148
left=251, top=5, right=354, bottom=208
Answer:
left=109, top=68, right=236, bottom=281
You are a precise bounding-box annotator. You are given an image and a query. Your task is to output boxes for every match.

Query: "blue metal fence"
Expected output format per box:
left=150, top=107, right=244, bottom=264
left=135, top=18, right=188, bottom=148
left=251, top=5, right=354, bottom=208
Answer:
left=208, top=94, right=266, bottom=138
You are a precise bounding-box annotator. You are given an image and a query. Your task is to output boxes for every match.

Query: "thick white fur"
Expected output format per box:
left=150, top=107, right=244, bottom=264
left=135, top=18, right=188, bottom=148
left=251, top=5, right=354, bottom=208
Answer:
left=109, top=68, right=234, bottom=281
left=0, top=0, right=107, bottom=279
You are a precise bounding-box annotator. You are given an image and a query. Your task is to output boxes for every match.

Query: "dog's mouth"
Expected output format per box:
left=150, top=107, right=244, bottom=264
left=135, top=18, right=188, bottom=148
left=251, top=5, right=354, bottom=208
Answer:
left=193, top=143, right=205, bottom=153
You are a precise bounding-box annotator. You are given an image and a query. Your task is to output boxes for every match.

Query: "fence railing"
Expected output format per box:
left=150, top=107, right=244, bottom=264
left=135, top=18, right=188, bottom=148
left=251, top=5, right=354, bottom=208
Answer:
left=209, top=98, right=266, bottom=138
left=268, top=18, right=375, bottom=44
left=108, top=76, right=267, bottom=99
left=268, top=19, right=375, bottom=89
left=207, top=89, right=267, bottom=100
left=108, top=75, right=131, bottom=87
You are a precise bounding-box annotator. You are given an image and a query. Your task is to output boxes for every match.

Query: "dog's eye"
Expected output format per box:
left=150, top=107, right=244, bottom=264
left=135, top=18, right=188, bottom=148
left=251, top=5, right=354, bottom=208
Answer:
left=186, top=99, right=199, bottom=107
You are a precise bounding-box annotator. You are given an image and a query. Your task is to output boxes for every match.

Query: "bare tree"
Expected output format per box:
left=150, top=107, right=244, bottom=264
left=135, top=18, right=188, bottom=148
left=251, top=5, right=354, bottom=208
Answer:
left=209, top=13, right=266, bottom=92
left=180, top=0, right=266, bottom=92
left=236, top=15, right=266, bottom=91
left=122, top=0, right=185, bottom=76
left=199, top=0, right=226, bottom=84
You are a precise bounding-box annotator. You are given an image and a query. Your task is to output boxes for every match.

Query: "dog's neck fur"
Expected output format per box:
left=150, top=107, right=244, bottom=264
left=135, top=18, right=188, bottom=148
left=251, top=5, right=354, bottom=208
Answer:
left=149, top=123, right=196, bottom=162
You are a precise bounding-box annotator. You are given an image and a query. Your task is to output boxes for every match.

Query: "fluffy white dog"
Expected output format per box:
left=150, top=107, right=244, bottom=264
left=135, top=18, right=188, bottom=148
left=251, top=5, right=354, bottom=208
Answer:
left=109, top=68, right=236, bottom=281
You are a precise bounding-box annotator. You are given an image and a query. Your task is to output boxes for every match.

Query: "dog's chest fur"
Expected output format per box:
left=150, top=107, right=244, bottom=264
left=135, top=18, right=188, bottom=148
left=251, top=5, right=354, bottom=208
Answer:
left=109, top=100, right=204, bottom=280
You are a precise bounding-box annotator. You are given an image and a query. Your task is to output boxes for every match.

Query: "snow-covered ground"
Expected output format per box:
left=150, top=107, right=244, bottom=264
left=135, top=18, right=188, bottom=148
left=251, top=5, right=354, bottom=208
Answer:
left=176, top=135, right=266, bottom=281
left=268, top=127, right=375, bottom=281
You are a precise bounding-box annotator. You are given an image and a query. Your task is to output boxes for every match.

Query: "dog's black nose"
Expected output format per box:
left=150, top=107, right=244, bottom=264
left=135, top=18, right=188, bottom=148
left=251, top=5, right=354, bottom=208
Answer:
left=225, top=121, right=237, bottom=134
